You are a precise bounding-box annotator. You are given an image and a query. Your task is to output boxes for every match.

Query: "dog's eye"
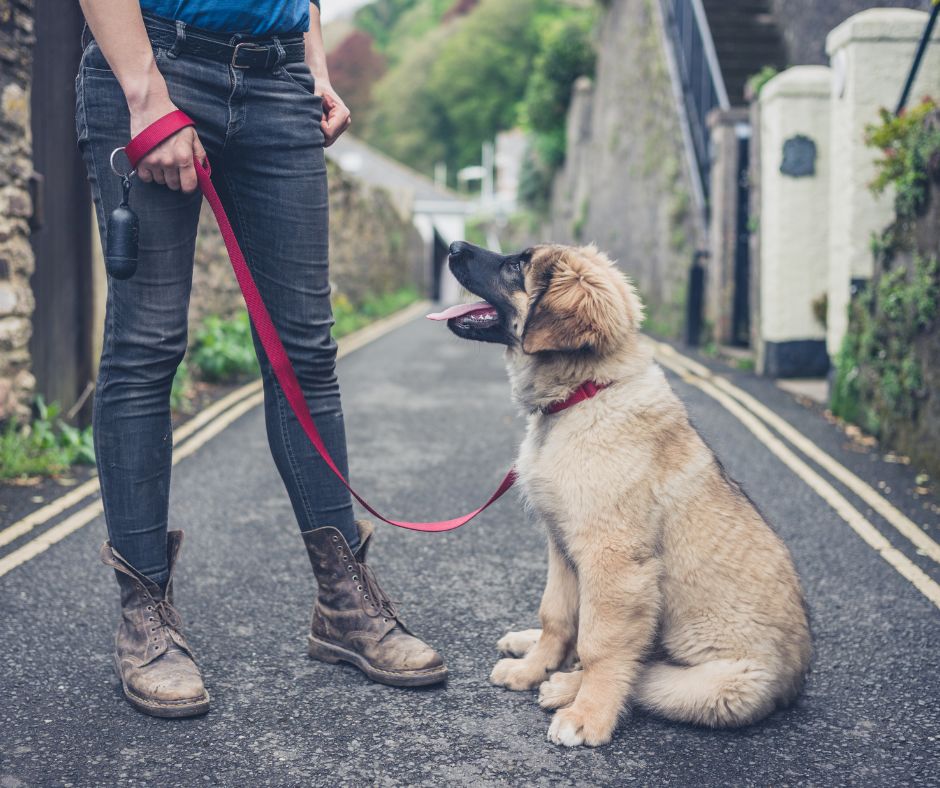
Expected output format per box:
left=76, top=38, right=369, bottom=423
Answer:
left=509, top=258, right=524, bottom=272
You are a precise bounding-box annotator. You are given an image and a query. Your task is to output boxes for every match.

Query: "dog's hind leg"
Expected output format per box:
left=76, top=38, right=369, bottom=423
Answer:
left=538, top=669, right=582, bottom=710
left=497, top=629, right=542, bottom=657
left=633, top=659, right=790, bottom=727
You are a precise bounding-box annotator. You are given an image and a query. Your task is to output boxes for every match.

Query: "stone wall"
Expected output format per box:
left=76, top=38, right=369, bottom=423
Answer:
left=189, top=159, right=423, bottom=326
left=0, top=0, right=34, bottom=421
left=769, top=0, right=923, bottom=66
left=548, top=0, right=700, bottom=335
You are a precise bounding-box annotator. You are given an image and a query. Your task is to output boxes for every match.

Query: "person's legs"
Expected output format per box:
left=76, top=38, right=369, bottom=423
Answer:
left=210, top=61, right=358, bottom=550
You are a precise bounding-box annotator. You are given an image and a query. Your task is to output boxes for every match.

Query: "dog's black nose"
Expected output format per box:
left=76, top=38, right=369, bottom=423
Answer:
left=449, top=240, right=470, bottom=258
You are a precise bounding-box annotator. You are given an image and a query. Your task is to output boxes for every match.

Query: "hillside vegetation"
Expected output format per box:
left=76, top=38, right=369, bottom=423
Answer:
left=327, top=0, right=596, bottom=191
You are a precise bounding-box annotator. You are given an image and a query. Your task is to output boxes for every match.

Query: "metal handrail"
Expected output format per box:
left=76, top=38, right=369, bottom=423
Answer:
left=895, top=0, right=939, bottom=115
left=661, top=0, right=730, bottom=203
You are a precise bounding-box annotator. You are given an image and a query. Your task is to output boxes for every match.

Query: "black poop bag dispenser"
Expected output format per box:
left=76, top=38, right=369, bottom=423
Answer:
left=105, top=147, right=139, bottom=280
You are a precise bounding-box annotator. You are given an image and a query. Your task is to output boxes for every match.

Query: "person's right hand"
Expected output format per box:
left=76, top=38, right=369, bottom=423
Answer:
left=130, top=96, right=206, bottom=193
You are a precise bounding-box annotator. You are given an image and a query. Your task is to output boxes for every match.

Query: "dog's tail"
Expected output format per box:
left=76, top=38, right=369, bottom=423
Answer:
left=633, top=659, right=800, bottom=728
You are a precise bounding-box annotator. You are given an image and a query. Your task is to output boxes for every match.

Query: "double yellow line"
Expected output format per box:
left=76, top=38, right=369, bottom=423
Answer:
left=646, top=339, right=940, bottom=610
left=0, top=301, right=430, bottom=579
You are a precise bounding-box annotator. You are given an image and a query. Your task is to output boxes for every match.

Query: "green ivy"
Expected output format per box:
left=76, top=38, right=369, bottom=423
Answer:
left=831, top=254, right=939, bottom=433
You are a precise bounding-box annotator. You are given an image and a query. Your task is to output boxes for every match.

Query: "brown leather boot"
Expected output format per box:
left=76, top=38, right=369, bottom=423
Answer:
left=302, top=521, right=448, bottom=687
left=100, top=531, right=209, bottom=718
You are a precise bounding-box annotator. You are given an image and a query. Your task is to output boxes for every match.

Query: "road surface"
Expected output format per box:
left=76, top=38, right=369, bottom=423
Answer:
left=2, top=314, right=939, bottom=786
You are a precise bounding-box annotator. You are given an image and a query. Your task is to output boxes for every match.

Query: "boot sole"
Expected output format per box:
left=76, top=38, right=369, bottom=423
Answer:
left=115, top=655, right=210, bottom=719
left=307, top=635, right=449, bottom=688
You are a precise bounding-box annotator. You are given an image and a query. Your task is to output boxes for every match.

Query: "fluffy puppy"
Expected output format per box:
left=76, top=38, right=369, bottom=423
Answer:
left=432, top=242, right=811, bottom=747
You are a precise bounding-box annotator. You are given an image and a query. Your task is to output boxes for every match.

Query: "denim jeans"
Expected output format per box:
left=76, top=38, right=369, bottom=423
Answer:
left=76, top=15, right=358, bottom=586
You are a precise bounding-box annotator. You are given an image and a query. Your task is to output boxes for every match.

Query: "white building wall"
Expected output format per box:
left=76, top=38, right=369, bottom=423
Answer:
left=758, top=66, right=832, bottom=377
left=825, top=8, right=940, bottom=356
left=759, top=68, right=831, bottom=340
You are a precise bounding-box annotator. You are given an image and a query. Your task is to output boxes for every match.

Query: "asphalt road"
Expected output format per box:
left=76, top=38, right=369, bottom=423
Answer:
left=2, top=316, right=939, bottom=787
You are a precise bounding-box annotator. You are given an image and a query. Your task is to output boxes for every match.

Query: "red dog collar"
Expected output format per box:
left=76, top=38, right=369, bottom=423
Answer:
left=543, top=381, right=612, bottom=414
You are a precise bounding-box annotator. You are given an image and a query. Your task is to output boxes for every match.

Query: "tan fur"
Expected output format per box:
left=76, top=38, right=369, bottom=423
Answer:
left=487, top=245, right=811, bottom=747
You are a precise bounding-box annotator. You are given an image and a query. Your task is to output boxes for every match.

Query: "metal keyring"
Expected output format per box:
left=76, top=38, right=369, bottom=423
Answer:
left=110, top=146, right=136, bottom=178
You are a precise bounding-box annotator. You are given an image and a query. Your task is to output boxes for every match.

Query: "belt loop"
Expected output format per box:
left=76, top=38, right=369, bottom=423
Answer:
left=272, top=37, right=286, bottom=70
left=167, top=19, right=186, bottom=59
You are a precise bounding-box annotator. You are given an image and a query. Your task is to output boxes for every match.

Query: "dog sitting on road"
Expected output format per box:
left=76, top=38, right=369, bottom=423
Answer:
left=429, top=241, right=811, bottom=747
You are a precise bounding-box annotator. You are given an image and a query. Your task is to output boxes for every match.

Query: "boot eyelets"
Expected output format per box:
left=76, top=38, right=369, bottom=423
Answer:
left=357, top=585, right=362, bottom=590
left=332, top=536, right=338, bottom=541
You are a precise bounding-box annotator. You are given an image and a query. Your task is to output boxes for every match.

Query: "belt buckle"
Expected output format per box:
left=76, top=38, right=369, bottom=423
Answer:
left=231, top=41, right=267, bottom=69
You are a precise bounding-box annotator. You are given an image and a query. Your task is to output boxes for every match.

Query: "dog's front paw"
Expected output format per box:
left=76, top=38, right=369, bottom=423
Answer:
left=496, top=628, right=542, bottom=657
left=547, top=705, right=616, bottom=748
left=539, top=670, right=582, bottom=710
left=489, top=657, right=545, bottom=691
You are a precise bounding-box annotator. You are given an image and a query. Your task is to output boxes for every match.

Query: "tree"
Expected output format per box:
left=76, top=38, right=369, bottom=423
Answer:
left=326, top=30, right=386, bottom=124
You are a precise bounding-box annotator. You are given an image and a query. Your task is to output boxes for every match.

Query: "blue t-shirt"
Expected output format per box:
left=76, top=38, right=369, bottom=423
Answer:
left=140, top=1, right=317, bottom=35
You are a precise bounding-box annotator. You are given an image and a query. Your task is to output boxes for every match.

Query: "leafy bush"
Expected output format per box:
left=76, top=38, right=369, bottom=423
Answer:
left=190, top=312, right=260, bottom=383
left=866, top=98, right=940, bottom=222
left=831, top=255, right=939, bottom=434
left=0, top=397, right=95, bottom=479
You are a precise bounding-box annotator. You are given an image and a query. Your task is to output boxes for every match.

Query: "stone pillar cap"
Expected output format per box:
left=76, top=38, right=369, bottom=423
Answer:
left=827, top=9, right=938, bottom=56
left=761, top=66, right=832, bottom=103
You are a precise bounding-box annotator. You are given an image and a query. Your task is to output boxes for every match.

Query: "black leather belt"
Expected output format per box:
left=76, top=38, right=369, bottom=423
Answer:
left=170, top=35, right=306, bottom=69
left=142, top=14, right=306, bottom=70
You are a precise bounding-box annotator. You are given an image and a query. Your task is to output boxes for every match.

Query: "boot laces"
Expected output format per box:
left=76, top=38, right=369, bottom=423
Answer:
left=152, top=598, right=183, bottom=631
left=359, top=563, right=399, bottom=620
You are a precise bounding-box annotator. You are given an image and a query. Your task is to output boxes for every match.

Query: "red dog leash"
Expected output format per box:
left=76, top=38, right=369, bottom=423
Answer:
left=123, top=111, right=609, bottom=532
left=125, top=110, right=517, bottom=532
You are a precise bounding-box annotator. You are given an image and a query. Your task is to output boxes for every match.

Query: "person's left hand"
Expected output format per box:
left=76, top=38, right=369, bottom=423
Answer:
left=316, top=82, right=351, bottom=146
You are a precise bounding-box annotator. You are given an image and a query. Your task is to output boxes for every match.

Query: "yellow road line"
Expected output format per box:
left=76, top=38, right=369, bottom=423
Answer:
left=0, top=392, right=265, bottom=579
left=0, top=379, right=263, bottom=550
left=0, top=301, right=430, bottom=578
left=650, top=340, right=940, bottom=565
left=654, top=352, right=940, bottom=611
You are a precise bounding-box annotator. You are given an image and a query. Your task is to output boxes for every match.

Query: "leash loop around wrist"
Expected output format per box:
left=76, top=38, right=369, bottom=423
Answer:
left=121, top=112, right=516, bottom=532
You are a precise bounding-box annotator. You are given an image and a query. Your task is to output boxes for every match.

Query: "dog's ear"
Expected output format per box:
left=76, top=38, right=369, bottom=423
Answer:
left=521, top=246, right=641, bottom=355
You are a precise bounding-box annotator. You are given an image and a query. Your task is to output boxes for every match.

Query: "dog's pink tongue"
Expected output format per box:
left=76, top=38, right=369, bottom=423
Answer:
left=427, top=301, right=493, bottom=321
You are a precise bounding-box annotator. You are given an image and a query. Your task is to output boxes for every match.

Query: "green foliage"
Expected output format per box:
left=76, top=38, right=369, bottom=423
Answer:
left=177, top=288, right=421, bottom=403
left=866, top=99, right=940, bottom=222
left=331, top=286, right=420, bottom=338
left=0, top=397, right=95, bottom=479
left=831, top=254, right=940, bottom=433
left=361, top=0, right=596, bottom=184
left=355, top=0, right=455, bottom=54
left=833, top=102, right=940, bottom=445
left=170, top=359, right=194, bottom=413
left=519, top=9, right=596, bottom=209
left=190, top=312, right=260, bottom=383
left=522, top=14, right=596, bottom=135
left=746, top=66, right=778, bottom=98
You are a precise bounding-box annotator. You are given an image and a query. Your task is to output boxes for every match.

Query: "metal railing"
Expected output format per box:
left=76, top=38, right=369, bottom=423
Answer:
left=661, top=0, right=730, bottom=203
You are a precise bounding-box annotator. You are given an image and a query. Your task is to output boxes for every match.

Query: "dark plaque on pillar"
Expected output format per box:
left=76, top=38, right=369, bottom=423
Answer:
left=780, top=135, right=816, bottom=177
